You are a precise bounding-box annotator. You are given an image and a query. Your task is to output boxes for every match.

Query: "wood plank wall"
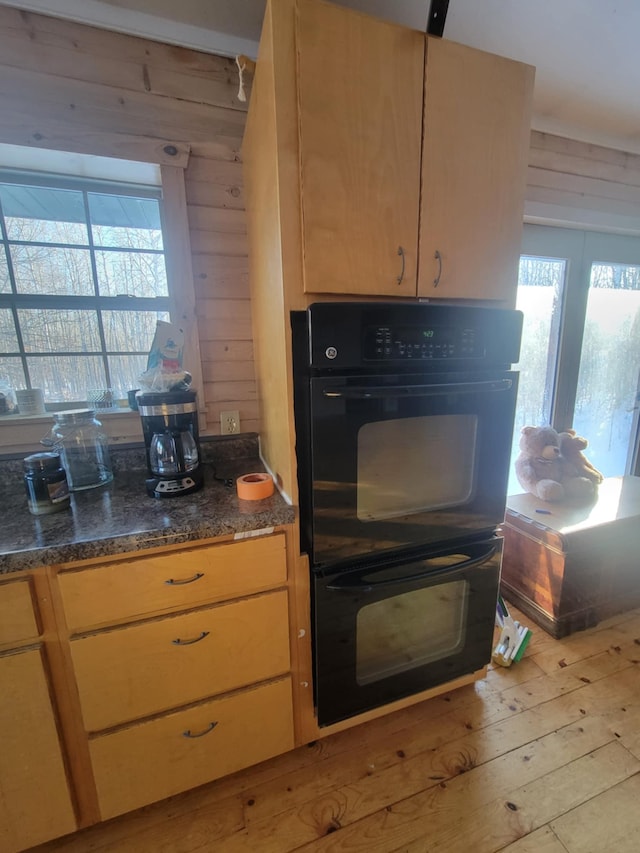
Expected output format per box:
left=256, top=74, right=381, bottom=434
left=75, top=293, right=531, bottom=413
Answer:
left=0, top=8, right=638, bottom=439
left=526, top=131, right=640, bottom=234
left=0, top=6, right=258, bottom=435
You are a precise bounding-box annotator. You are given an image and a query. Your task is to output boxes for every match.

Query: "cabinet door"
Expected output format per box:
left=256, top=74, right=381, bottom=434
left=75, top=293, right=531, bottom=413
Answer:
left=0, top=577, right=39, bottom=646
left=297, top=0, right=423, bottom=297
left=0, top=648, right=76, bottom=852
left=418, top=37, right=534, bottom=302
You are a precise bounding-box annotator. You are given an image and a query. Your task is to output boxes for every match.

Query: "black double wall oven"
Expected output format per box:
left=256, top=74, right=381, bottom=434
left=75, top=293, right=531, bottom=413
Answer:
left=292, top=302, right=523, bottom=727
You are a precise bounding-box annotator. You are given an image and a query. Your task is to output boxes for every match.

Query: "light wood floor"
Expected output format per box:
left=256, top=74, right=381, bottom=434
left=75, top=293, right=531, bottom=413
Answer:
left=33, top=604, right=640, bottom=853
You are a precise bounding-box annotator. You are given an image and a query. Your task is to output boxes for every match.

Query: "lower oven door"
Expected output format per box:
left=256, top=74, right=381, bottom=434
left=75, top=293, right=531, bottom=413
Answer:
left=313, top=537, right=501, bottom=727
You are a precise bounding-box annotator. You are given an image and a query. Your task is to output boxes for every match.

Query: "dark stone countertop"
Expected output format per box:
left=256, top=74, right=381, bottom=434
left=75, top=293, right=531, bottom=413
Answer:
left=0, top=435, right=296, bottom=574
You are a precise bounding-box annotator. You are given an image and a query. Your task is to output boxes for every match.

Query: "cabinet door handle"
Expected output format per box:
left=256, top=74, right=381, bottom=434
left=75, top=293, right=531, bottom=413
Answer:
left=397, top=245, right=405, bottom=284
left=434, top=249, right=442, bottom=287
left=182, top=721, right=218, bottom=738
left=164, top=572, right=204, bottom=585
left=172, top=630, right=209, bottom=646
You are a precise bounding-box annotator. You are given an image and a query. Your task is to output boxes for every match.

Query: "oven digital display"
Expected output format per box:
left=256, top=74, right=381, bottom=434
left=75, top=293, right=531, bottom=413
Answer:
left=364, top=325, right=483, bottom=360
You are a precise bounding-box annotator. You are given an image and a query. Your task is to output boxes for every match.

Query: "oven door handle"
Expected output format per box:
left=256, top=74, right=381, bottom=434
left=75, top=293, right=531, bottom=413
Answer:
left=325, top=543, right=497, bottom=592
left=322, top=379, right=512, bottom=399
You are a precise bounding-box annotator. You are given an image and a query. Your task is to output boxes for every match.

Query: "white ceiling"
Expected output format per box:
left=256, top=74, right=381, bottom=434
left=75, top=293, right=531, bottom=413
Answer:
left=5, top=0, right=640, bottom=156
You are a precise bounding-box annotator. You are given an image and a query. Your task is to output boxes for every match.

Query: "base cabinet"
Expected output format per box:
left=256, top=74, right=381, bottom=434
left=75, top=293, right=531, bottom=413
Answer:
left=1, top=533, right=294, bottom=849
left=0, top=578, right=76, bottom=853
left=57, top=533, right=294, bottom=824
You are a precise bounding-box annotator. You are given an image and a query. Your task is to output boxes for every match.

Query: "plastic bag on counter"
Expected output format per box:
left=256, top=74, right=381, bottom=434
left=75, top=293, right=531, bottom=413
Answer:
left=138, top=321, right=192, bottom=393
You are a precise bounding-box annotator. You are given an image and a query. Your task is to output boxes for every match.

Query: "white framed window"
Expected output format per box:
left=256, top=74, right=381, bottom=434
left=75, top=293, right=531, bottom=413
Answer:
left=0, top=169, right=170, bottom=405
left=0, top=145, right=203, bottom=453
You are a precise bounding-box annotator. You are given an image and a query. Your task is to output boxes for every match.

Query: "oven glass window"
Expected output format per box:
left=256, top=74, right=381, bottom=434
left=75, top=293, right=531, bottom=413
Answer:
left=357, top=414, right=478, bottom=521
left=355, top=579, right=468, bottom=685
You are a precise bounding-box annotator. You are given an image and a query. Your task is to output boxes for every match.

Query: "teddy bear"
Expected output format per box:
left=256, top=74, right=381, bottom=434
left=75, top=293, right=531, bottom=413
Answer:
left=514, top=425, right=565, bottom=502
left=558, top=429, right=603, bottom=502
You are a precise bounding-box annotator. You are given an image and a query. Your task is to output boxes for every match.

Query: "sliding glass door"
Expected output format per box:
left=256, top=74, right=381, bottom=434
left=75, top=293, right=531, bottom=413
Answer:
left=509, top=225, right=640, bottom=494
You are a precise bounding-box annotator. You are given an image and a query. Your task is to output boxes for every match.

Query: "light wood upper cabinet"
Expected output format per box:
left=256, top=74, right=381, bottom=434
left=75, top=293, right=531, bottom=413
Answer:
left=265, top=0, right=534, bottom=303
left=297, top=0, right=424, bottom=297
left=418, top=37, right=535, bottom=302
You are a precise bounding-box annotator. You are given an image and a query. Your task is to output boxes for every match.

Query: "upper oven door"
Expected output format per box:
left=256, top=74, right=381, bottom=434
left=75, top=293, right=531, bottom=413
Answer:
left=308, top=370, right=518, bottom=567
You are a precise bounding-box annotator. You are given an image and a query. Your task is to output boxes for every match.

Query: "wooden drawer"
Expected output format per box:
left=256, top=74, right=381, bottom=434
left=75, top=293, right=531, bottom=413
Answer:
left=59, top=533, right=287, bottom=631
left=90, top=676, right=294, bottom=820
left=71, top=589, right=291, bottom=731
left=0, top=578, right=39, bottom=647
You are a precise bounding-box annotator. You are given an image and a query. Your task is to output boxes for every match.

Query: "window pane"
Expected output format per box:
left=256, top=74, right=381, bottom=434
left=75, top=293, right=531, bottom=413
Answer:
left=28, top=355, right=106, bottom=402
left=94, top=249, right=168, bottom=297
left=0, top=170, right=171, bottom=409
left=0, top=246, right=10, bottom=292
left=18, top=308, right=102, bottom=353
left=509, top=256, right=565, bottom=494
left=0, top=184, right=88, bottom=243
left=358, top=415, right=478, bottom=519
left=88, top=193, right=163, bottom=249
left=107, top=354, right=148, bottom=398
left=0, top=356, right=25, bottom=391
left=11, top=245, right=94, bottom=295
left=0, top=309, right=19, bottom=350
left=573, top=262, right=640, bottom=477
left=356, top=581, right=467, bottom=685
left=102, top=309, right=169, bottom=352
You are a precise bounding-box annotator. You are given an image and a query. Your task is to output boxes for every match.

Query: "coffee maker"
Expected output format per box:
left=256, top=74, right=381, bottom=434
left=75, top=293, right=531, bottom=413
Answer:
left=137, top=390, right=204, bottom=498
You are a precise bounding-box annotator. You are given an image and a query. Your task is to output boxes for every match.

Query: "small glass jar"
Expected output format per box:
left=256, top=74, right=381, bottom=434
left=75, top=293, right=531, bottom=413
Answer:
left=24, top=452, right=70, bottom=515
left=49, top=409, right=113, bottom=491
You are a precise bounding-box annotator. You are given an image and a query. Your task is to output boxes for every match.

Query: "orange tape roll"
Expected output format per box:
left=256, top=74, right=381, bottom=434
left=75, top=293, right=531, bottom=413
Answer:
left=236, top=472, right=274, bottom=501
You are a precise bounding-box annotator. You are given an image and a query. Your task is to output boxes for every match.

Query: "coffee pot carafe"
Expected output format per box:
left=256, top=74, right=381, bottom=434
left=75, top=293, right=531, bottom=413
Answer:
left=137, top=390, right=203, bottom=497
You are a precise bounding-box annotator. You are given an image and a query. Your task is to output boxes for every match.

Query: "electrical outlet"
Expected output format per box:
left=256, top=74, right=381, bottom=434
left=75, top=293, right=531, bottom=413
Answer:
left=220, top=410, right=240, bottom=435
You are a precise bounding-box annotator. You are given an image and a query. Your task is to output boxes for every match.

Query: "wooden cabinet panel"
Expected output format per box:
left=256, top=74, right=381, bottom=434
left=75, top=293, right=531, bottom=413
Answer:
left=71, top=590, right=290, bottom=731
left=0, top=648, right=76, bottom=852
left=297, top=0, right=423, bottom=297
left=0, top=577, right=39, bottom=646
left=418, top=37, right=534, bottom=302
left=59, top=533, right=286, bottom=631
left=90, top=676, right=294, bottom=820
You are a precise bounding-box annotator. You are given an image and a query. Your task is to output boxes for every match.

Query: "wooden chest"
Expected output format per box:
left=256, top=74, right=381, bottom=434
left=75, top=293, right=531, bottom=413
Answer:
left=500, top=476, right=640, bottom=637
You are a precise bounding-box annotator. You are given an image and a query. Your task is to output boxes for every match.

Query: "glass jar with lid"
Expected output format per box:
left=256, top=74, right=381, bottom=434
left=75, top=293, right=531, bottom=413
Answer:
left=23, top=451, right=70, bottom=515
left=47, top=409, right=113, bottom=491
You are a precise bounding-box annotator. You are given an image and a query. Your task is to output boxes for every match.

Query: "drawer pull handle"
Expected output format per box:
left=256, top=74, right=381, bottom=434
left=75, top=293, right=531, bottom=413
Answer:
left=172, top=631, right=209, bottom=646
left=183, top=721, right=218, bottom=739
left=165, top=572, right=204, bottom=585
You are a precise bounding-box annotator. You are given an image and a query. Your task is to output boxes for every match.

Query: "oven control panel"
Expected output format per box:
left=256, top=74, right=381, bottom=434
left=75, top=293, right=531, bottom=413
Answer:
left=364, top=325, right=485, bottom=360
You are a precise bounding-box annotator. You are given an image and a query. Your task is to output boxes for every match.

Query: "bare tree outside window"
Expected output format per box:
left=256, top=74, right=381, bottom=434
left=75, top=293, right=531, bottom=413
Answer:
left=0, top=173, right=170, bottom=406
